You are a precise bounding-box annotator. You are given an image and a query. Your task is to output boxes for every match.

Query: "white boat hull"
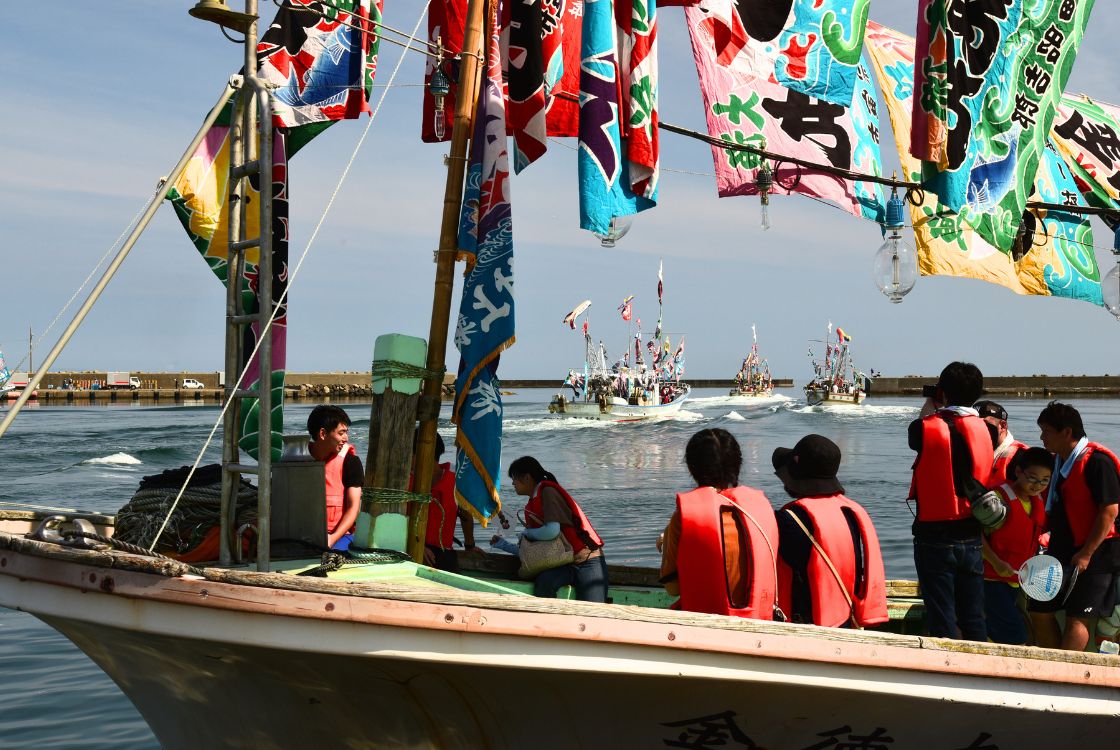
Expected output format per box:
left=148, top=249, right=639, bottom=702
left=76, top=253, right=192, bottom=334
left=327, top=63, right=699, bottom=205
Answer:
left=549, top=386, right=690, bottom=421
left=805, top=387, right=866, bottom=406
left=1, top=535, right=1118, bottom=749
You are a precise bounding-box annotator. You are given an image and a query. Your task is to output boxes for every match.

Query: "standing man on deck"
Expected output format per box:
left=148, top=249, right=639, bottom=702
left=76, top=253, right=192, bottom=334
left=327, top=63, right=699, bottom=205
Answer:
left=975, top=400, right=1026, bottom=486
left=1030, top=402, right=1120, bottom=651
left=908, top=362, right=996, bottom=641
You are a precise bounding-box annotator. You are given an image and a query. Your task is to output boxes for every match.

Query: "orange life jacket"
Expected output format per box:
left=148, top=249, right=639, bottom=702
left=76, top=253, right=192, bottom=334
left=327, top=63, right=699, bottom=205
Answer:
left=777, top=495, right=888, bottom=628
left=983, top=484, right=1047, bottom=583
left=425, top=462, right=458, bottom=549
left=324, top=443, right=358, bottom=534
left=1060, top=443, right=1120, bottom=547
left=676, top=485, right=778, bottom=620
left=524, top=480, right=603, bottom=554
left=912, top=412, right=994, bottom=522
left=991, top=440, right=1027, bottom=488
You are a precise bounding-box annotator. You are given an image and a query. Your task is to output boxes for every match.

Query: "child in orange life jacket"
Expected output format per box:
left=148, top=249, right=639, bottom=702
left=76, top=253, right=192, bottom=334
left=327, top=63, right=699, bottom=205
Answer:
left=980, top=447, right=1051, bottom=645
left=412, top=430, right=481, bottom=572
left=306, top=405, right=363, bottom=550
left=659, top=428, right=779, bottom=619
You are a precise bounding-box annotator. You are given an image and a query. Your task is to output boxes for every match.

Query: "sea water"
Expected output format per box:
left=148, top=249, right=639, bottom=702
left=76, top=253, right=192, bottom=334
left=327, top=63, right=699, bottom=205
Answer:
left=3, top=390, right=1120, bottom=748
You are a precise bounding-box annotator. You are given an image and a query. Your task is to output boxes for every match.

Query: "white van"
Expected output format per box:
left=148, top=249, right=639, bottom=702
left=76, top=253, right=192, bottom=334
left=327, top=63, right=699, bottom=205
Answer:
left=182, top=378, right=204, bottom=389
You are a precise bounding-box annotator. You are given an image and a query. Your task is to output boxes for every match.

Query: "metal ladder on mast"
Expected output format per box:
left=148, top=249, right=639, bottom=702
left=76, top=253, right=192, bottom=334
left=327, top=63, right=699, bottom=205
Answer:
left=219, top=69, right=275, bottom=572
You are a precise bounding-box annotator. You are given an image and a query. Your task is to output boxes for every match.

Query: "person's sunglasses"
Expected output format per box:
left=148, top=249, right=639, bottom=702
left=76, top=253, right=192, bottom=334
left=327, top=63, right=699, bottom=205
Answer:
left=1021, top=474, right=1050, bottom=486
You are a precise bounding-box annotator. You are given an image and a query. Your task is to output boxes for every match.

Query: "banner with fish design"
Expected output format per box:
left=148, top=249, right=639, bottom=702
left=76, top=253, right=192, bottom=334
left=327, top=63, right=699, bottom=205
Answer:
left=1052, top=94, right=1120, bottom=212
left=453, top=1, right=515, bottom=524
left=258, top=0, right=382, bottom=134
left=910, top=0, right=1095, bottom=252
left=731, top=0, right=872, bottom=107
left=503, top=0, right=567, bottom=171
left=578, top=0, right=656, bottom=234
left=866, top=21, right=1101, bottom=305
left=685, top=0, right=884, bottom=221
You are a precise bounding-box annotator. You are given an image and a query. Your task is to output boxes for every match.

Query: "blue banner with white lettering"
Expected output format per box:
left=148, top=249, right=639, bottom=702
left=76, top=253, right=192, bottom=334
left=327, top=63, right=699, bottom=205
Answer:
left=453, top=5, right=514, bottom=524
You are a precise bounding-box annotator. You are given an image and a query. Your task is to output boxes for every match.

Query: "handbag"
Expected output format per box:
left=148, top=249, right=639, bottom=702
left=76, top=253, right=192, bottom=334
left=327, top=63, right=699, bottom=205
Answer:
left=516, top=510, right=574, bottom=579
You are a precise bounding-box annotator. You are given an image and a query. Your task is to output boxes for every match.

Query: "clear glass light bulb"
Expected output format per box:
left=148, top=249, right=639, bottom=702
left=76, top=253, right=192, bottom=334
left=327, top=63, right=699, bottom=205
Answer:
left=760, top=200, right=771, bottom=231
left=873, top=230, right=918, bottom=303
left=1104, top=263, right=1120, bottom=319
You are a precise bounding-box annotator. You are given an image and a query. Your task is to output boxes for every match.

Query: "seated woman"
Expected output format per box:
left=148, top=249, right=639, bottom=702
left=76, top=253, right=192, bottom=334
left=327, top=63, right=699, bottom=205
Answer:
left=773, top=434, right=887, bottom=628
left=659, top=428, right=779, bottom=619
left=507, top=456, right=608, bottom=602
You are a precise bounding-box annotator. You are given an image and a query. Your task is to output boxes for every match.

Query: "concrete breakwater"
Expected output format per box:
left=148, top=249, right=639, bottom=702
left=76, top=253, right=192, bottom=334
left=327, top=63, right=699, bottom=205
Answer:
left=15, top=372, right=1120, bottom=402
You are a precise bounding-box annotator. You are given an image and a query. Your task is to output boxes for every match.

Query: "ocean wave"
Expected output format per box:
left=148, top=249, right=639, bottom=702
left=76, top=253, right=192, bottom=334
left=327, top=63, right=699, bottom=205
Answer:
left=724, top=411, right=746, bottom=421
left=82, top=453, right=141, bottom=466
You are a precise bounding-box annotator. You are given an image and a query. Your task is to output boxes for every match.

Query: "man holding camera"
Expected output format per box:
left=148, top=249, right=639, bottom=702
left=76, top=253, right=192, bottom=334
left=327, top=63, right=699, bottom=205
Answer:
left=908, top=362, right=997, bottom=640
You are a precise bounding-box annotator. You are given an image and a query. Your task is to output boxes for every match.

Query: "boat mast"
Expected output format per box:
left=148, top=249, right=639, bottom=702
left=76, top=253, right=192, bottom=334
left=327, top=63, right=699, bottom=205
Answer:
left=409, top=0, right=488, bottom=562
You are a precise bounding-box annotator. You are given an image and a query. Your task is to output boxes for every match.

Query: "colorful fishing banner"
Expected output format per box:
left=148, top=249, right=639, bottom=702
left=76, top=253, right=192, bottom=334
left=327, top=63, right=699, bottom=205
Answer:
left=755, top=0, right=873, bottom=107
left=618, top=0, right=660, bottom=199
left=910, top=0, right=1095, bottom=252
left=167, top=0, right=383, bottom=460
left=685, top=0, right=884, bottom=222
left=453, top=1, right=515, bottom=524
left=257, top=0, right=381, bottom=133
left=166, top=121, right=291, bottom=461
left=618, top=295, right=635, bottom=321
left=578, top=0, right=656, bottom=234
left=866, top=21, right=1102, bottom=305
left=503, top=0, right=568, bottom=171
left=1052, top=94, right=1120, bottom=212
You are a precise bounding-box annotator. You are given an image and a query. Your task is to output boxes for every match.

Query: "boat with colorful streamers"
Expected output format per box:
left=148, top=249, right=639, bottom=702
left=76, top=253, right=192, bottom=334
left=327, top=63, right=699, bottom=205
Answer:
left=728, top=324, right=773, bottom=398
left=805, top=324, right=868, bottom=406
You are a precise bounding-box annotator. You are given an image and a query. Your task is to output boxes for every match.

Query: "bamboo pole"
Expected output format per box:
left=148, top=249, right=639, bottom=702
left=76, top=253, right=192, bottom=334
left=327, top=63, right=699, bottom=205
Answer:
left=408, top=0, right=488, bottom=563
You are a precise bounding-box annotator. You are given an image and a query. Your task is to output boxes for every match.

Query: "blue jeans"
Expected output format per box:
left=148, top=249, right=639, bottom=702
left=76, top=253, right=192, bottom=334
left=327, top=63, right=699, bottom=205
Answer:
left=984, top=579, right=1027, bottom=645
left=913, top=540, right=986, bottom=641
left=534, top=554, right=609, bottom=602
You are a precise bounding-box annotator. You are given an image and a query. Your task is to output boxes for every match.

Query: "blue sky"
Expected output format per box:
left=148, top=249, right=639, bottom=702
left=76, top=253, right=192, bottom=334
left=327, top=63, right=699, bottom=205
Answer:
left=1, top=2, right=1119, bottom=381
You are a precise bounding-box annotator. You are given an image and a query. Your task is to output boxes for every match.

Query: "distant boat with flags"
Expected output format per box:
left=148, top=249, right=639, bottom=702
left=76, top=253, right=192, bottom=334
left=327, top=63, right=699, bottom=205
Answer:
left=0, top=351, right=12, bottom=397
left=729, top=324, right=773, bottom=398
left=805, top=324, right=868, bottom=406
left=549, top=263, right=691, bottom=420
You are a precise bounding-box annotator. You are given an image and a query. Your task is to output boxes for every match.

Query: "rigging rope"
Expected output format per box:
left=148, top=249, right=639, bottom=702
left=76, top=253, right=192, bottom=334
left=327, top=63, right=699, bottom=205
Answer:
left=146, top=0, right=433, bottom=553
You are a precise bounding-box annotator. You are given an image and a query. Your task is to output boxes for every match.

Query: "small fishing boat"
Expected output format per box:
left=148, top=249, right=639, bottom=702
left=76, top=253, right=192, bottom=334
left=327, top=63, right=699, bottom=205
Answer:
left=0, top=351, right=12, bottom=397
left=805, top=324, right=868, bottom=406
left=548, top=268, right=691, bottom=421
left=728, top=324, right=773, bottom=398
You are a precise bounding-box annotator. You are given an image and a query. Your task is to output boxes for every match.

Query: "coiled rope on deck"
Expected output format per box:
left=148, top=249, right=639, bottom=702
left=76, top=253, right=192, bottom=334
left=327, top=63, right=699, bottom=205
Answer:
left=370, top=360, right=445, bottom=382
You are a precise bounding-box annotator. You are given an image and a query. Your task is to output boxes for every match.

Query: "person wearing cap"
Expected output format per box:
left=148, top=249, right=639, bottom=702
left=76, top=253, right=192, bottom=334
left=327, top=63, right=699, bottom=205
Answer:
left=908, top=362, right=996, bottom=641
left=660, top=428, right=780, bottom=619
left=975, top=400, right=1026, bottom=487
left=1030, top=401, right=1120, bottom=651
left=773, top=435, right=887, bottom=628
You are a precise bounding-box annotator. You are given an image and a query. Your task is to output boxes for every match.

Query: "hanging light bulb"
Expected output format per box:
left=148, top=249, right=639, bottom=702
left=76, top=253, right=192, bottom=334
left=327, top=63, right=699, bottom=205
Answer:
left=595, top=216, right=632, bottom=248
left=873, top=187, right=918, bottom=303
left=756, top=161, right=773, bottom=231
left=429, top=40, right=451, bottom=140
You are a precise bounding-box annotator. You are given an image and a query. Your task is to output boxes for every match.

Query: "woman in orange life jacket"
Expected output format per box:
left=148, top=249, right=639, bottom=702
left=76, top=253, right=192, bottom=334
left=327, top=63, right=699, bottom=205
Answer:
left=773, top=434, right=888, bottom=628
left=981, top=447, right=1051, bottom=645
left=306, top=405, right=363, bottom=551
left=507, top=456, right=608, bottom=601
left=659, top=428, right=780, bottom=619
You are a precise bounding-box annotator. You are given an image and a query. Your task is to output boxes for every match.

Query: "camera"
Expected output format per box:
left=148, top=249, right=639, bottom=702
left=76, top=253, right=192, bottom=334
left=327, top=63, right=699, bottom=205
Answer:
left=922, top=384, right=938, bottom=398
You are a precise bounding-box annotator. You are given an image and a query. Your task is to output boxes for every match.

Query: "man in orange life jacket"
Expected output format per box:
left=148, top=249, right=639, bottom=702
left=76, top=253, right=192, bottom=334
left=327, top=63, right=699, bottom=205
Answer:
left=416, top=431, right=480, bottom=572
left=1029, top=402, right=1120, bottom=651
left=909, top=362, right=997, bottom=641
left=773, top=434, right=887, bottom=628
left=307, top=405, right=363, bottom=550
left=975, top=400, right=1026, bottom=487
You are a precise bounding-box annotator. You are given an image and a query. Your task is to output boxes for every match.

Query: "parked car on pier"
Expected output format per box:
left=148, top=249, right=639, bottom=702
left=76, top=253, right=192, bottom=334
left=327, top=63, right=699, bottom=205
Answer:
left=182, top=378, right=204, bottom=389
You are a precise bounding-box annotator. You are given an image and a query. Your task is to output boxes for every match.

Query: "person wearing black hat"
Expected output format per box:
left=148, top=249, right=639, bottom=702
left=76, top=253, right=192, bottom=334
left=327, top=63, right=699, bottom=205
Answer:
left=773, top=434, right=887, bottom=628
left=974, top=400, right=1026, bottom=487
